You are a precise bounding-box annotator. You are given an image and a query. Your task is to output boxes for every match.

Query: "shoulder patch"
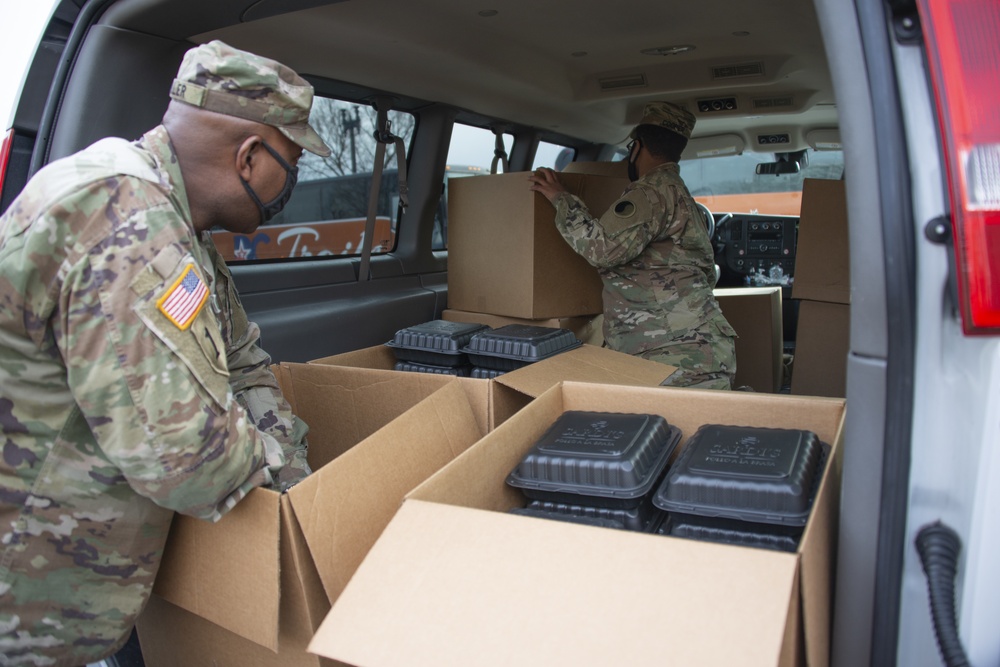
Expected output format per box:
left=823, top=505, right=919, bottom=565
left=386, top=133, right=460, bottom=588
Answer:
left=157, top=264, right=209, bottom=330
left=599, top=190, right=654, bottom=235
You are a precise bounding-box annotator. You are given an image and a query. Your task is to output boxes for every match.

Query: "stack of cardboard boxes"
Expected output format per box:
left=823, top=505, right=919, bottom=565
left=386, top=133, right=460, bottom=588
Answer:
left=295, top=171, right=843, bottom=666
left=309, top=382, right=846, bottom=667
left=447, top=168, right=785, bottom=392
left=790, top=179, right=851, bottom=397
left=136, top=171, right=843, bottom=666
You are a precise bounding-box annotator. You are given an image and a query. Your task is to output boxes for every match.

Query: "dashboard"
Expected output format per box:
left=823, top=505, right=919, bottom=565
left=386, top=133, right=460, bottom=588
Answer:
left=711, top=213, right=798, bottom=288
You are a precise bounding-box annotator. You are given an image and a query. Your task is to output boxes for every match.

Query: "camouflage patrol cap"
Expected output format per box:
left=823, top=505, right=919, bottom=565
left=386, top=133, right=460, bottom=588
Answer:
left=632, top=101, right=696, bottom=140
left=170, top=40, right=331, bottom=157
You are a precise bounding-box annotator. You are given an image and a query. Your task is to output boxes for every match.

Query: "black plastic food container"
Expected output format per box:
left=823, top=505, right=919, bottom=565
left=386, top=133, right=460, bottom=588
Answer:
left=509, top=506, right=626, bottom=530
left=506, top=411, right=682, bottom=508
left=525, top=498, right=664, bottom=533
left=470, top=367, right=505, bottom=379
left=652, top=424, right=829, bottom=526
left=462, top=324, right=582, bottom=371
left=385, top=320, right=490, bottom=367
left=393, top=361, right=472, bottom=376
left=657, top=514, right=802, bottom=553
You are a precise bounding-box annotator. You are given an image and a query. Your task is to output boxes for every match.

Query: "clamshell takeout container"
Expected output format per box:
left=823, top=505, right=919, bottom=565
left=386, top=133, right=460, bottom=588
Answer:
left=506, top=410, right=681, bottom=509
left=392, top=361, right=472, bottom=376
left=462, top=324, right=582, bottom=371
left=652, top=424, right=829, bottom=527
left=385, top=320, right=490, bottom=367
left=657, top=513, right=802, bottom=553
left=523, top=497, right=664, bottom=533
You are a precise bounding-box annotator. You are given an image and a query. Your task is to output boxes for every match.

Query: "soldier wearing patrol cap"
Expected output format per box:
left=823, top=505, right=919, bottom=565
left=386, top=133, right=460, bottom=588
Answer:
left=0, top=40, right=329, bottom=665
left=529, top=101, right=737, bottom=389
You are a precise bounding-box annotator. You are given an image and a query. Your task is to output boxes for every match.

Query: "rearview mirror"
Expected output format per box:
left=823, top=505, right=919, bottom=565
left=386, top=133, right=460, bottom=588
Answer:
left=755, top=161, right=801, bottom=175
left=755, top=149, right=808, bottom=176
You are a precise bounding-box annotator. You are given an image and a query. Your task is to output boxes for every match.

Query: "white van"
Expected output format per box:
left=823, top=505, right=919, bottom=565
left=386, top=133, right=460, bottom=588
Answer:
left=2, top=1, right=998, bottom=665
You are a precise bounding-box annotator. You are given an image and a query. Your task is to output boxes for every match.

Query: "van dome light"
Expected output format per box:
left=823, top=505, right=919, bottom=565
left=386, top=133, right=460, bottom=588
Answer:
left=641, top=45, right=695, bottom=57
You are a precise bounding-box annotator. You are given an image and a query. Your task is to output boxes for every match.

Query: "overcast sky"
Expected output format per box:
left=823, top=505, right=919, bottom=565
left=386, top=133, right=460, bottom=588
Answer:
left=1, top=0, right=59, bottom=129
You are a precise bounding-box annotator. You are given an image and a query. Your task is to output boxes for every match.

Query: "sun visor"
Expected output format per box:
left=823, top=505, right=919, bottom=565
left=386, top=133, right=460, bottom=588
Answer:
left=681, top=133, right=745, bottom=160
left=806, top=128, right=842, bottom=150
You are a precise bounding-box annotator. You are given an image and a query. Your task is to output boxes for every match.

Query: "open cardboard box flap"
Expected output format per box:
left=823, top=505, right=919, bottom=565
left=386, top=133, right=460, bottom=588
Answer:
left=286, top=380, right=484, bottom=604
left=278, top=361, right=484, bottom=460
left=491, top=343, right=673, bottom=397
left=153, top=488, right=284, bottom=649
left=311, top=500, right=800, bottom=667
left=150, top=363, right=487, bottom=653
left=308, top=381, right=845, bottom=667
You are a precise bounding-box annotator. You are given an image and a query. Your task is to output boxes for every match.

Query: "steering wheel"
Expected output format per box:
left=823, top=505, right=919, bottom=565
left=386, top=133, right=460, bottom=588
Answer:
left=695, top=201, right=716, bottom=240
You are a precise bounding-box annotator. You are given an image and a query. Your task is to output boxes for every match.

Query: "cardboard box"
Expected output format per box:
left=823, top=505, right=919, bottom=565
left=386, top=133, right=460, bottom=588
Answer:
left=791, top=300, right=850, bottom=398
left=562, top=160, right=629, bottom=179
left=441, top=308, right=605, bottom=347
left=714, top=287, right=783, bottom=392
left=447, top=171, right=628, bottom=319
left=311, top=343, right=675, bottom=429
left=137, top=366, right=490, bottom=666
left=308, top=382, right=845, bottom=667
left=792, top=179, right=850, bottom=304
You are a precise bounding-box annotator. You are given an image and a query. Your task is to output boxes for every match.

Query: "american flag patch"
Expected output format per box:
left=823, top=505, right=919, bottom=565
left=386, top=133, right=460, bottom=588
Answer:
left=157, top=264, right=209, bottom=330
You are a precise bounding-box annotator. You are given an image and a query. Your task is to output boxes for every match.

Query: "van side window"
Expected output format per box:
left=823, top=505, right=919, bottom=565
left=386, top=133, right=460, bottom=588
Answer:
left=533, top=142, right=576, bottom=171
left=432, top=124, right=511, bottom=250
left=214, top=97, right=415, bottom=262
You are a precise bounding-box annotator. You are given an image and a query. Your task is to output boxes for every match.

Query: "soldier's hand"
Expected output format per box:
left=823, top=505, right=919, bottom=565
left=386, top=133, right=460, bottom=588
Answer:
left=528, top=167, right=568, bottom=205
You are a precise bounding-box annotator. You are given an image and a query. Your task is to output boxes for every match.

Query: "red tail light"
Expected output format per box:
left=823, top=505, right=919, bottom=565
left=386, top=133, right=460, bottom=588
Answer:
left=919, top=0, right=1000, bottom=334
left=0, top=129, right=14, bottom=204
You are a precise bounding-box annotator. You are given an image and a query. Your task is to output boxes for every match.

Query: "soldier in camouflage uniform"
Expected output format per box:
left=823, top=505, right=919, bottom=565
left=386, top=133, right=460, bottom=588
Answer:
left=0, top=41, right=330, bottom=666
left=529, top=101, right=736, bottom=389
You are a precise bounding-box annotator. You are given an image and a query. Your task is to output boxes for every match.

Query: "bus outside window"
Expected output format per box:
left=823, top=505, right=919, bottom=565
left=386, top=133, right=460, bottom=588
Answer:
left=213, top=98, right=415, bottom=262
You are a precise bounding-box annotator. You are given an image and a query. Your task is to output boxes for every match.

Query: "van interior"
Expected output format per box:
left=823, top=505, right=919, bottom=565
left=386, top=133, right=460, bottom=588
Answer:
left=6, top=0, right=915, bottom=665
left=15, top=0, right=846, bottom=372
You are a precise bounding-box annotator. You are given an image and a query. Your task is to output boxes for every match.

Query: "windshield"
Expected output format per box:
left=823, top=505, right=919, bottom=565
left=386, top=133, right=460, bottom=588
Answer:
left=679, top=150, right=844, bottom=216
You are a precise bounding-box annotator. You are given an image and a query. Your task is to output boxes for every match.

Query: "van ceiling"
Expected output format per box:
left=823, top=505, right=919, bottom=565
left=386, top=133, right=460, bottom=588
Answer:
left=99, top=0, right=836, bottom=147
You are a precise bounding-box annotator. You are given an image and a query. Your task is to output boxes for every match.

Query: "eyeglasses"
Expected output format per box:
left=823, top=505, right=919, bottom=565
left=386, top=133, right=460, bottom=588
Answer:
left=626, top=139, right=639, bottom=155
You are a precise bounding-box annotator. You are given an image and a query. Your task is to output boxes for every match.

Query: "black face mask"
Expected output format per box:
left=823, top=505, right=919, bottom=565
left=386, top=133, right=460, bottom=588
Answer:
left=241, top=140, right=298, bottom=225
left=626, top=139, right=640, bottom=182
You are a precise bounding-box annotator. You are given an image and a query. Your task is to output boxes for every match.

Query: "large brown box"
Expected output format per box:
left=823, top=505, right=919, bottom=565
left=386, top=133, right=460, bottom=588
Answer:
left=791, top=300, right=850, bottom=398
left=715, top=286, right=784, bottom=392
left=792, top=179, right=850, bottom=304
left=447, top=171, right=628, bottom=318
left=136, top=365, right=491, bottom=666
left=309, top=382, right=846, bottom=667
left=562, top=160, right=629, bottom=178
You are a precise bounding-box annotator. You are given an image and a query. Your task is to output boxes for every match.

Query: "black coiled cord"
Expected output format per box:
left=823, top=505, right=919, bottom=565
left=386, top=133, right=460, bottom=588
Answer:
left=915, top=522, right=971, bottom=667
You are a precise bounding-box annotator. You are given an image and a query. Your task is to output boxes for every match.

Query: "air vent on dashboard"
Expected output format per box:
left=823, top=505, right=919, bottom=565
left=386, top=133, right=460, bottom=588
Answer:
left=712, top=62, right=765, bottom=79
left=598, top=74, right=648, bottom=91
left=697, top=97, right=738, bottom=113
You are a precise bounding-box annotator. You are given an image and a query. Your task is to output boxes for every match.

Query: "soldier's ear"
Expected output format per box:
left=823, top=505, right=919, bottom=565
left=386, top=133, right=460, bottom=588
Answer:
left=236, top=136, right=263, bottom=180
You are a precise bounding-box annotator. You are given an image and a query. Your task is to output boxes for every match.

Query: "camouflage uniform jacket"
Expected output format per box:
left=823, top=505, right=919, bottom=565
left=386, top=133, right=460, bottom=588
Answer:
left=0, top=126, right=309, bottom=666
left=553, top=162, right=737, bottom=386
